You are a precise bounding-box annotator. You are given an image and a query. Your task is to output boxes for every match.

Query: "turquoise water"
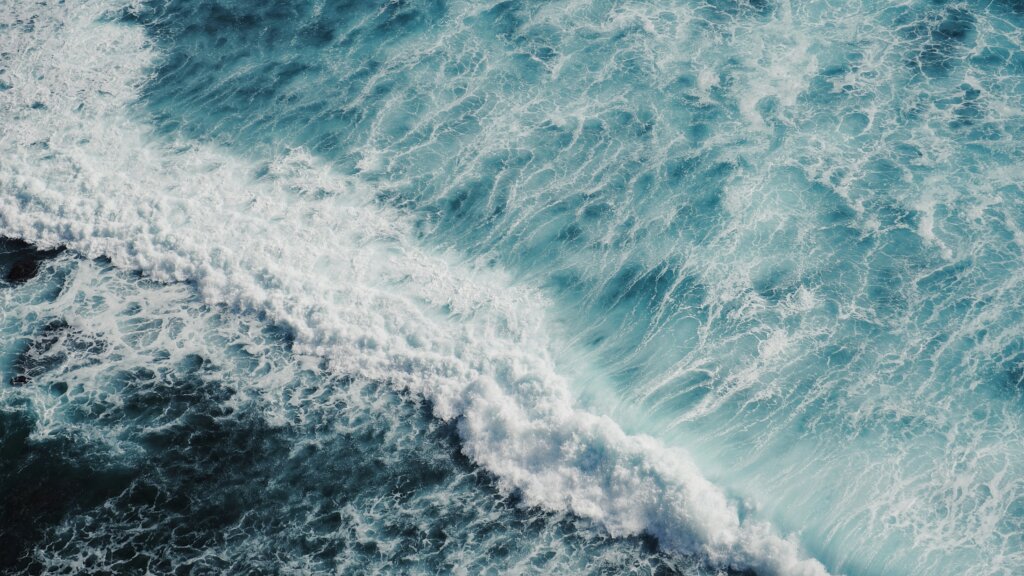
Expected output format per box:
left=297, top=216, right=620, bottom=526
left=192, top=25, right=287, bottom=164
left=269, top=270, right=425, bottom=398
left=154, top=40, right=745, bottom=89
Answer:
left=3, top=0, right=1024, bottom=574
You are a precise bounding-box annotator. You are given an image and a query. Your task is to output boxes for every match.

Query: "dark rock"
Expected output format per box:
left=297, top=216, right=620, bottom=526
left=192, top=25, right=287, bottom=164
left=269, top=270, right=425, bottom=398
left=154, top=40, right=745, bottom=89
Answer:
left=5, top=260, right=38, bottom=284
left=0, top=238, right=65, bottom=287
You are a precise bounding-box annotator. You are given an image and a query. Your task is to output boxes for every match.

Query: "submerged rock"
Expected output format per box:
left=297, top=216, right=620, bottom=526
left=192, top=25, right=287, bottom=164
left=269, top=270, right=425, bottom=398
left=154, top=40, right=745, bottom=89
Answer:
left=5, top=260, right=38, bottom=284
left=0, top=238, right=63, bottom=286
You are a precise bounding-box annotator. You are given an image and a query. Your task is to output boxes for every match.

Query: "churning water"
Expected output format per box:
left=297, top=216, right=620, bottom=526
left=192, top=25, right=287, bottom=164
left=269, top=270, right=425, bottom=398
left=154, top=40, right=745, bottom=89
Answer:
left=3, top=1, right=1024, bottom=574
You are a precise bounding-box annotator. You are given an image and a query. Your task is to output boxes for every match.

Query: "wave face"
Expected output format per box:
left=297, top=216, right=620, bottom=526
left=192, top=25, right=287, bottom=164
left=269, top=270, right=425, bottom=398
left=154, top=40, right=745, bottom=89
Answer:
left=3, top=0, right=1024, bottom=574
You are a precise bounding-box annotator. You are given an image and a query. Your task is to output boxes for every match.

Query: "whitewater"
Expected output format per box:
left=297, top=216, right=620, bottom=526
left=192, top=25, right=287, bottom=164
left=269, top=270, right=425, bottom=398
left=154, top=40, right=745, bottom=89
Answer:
left=2, top=0, right=1023, bottom=575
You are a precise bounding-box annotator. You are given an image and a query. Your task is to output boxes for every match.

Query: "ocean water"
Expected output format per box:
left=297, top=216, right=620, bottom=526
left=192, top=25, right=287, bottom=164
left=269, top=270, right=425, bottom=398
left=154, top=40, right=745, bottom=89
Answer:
left=2, top=0, right=1024, bottom=574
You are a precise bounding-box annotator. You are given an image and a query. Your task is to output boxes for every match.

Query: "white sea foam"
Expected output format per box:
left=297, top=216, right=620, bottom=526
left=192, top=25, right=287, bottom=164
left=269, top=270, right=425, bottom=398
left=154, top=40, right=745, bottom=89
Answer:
left=0, top=1, right=830, bottom=574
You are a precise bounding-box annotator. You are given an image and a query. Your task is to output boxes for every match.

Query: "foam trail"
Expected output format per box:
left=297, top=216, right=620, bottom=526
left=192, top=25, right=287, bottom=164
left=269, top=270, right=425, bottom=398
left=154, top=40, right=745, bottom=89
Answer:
left=0, top=1, right=827, bottom=574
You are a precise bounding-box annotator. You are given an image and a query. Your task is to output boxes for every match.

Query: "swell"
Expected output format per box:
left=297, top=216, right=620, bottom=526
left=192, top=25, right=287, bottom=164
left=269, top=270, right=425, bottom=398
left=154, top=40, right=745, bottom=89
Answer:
left=0, top=1, right=827, bottom=575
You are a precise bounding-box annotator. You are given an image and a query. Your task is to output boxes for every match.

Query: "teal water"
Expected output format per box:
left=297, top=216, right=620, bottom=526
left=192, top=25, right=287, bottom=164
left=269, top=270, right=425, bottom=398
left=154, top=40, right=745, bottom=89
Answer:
left=2, top=0, right=1024, bottom=574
